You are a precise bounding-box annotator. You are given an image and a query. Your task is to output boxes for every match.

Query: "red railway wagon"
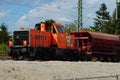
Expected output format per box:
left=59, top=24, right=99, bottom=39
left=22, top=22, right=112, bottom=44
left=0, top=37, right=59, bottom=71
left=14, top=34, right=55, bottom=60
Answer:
left=71, top=31, right=120, bottom=61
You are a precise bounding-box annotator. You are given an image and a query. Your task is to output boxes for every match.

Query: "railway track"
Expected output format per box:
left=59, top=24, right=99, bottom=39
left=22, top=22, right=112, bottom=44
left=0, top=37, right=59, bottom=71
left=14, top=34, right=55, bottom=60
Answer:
left=0, top=54, right=119, bottom=62
left=0, top=54, right=12, bottom=60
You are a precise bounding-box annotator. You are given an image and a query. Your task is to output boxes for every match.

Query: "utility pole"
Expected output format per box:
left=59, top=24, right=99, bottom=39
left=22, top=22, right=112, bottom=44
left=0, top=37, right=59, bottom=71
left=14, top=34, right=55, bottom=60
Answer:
left=78, top=0, right=82, bottom=31
left=116, top=0, right=120, bottom=20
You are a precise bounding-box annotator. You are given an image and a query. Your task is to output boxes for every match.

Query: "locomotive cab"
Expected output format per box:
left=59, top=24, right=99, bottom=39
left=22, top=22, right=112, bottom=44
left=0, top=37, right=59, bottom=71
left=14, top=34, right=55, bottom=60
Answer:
left=34, top=22, right=74, bottom=49
left=52, top=23, right=75, bottom=49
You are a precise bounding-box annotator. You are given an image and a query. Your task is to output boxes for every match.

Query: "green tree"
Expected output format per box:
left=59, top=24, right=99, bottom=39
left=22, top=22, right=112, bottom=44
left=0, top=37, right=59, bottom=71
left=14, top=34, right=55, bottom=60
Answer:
left=45, top=19, right=55, bottom=24
left=111, top=2, right=120, bottom=34
left=64, top=21, right=77, bottom=33
left=90, top=3, right=111, bottom=33
left=0, top=23, right=9, bottom=44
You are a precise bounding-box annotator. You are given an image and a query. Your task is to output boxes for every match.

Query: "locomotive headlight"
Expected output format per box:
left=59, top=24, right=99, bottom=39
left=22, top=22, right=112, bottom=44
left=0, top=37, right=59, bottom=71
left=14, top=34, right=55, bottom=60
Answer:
left=23, top=40, right=27, bottom=46
left=9, top=41, right=13, bottom=47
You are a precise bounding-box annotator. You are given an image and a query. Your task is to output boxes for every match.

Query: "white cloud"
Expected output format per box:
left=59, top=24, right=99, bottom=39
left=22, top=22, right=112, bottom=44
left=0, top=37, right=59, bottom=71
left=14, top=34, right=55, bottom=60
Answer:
left=86, top=0, right=100, bottom=5
left=56, top=17, right=72, bottom=22
left=87, top=13, right=95, bottom=19
left=17, top=15, right=29, bottom=26
left=14, top=0, right=116, bottom=29
left=15, top=0, right=77, bottom=28
left=0, top=10, right=10, bottom=18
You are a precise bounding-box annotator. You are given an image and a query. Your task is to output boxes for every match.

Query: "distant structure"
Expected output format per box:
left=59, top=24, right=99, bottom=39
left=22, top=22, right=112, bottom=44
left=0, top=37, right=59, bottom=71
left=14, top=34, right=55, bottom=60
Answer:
left=116, top=0, right=120, bottom=20
left=78, top=0, right=82, bottom=31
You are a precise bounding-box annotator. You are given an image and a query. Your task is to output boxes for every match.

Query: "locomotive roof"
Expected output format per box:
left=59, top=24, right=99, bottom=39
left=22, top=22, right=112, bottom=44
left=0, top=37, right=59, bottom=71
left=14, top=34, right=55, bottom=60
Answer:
left=71, top=31, right=120, bottom=41
left=52, top=23, right=64, bottom=27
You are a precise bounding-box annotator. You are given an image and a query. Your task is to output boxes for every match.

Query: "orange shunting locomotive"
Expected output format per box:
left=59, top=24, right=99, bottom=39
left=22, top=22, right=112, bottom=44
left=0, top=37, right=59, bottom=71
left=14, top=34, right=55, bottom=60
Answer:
left=8, top=22, right=79, bottom=60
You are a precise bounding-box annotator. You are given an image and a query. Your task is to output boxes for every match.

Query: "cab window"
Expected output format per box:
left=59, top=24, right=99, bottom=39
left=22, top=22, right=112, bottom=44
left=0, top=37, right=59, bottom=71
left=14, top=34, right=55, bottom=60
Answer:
left=56, top=26, right=64, bottom=32
left=34, top=24, right=40, bottom=30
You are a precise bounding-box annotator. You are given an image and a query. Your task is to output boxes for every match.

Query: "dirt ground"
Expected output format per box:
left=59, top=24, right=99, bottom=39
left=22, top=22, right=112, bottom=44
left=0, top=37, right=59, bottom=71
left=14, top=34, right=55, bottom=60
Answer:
left=0, top=60, right=120, bottom=80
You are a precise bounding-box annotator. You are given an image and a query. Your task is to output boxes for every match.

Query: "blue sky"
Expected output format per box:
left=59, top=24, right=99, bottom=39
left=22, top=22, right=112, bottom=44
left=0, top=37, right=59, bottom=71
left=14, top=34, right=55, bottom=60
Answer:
left=0, top=0, right=116, bottom=32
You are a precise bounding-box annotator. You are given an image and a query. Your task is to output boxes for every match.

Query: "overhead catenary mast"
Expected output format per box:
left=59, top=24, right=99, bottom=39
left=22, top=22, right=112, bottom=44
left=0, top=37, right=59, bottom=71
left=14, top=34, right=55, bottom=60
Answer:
left=78, top=0, right=82, bottom=31
left=116, top=0, right=120, bottom=20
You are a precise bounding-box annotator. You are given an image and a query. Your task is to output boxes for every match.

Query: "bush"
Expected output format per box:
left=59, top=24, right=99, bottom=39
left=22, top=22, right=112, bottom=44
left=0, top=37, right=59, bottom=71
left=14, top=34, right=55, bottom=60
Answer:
left=0, top=43, right=8, bottom=54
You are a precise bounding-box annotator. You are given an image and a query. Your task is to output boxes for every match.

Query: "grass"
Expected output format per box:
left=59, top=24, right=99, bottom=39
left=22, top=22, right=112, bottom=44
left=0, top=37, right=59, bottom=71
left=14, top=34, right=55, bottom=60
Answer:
left=0, top=43, right=12, bottom=60
left=0, top=43, right=7, bottom=54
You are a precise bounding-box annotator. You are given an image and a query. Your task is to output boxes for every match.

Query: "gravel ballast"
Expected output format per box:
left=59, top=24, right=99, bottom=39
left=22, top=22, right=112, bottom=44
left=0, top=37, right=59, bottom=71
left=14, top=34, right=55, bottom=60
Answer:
left=0, top=60, right=120, bottom=80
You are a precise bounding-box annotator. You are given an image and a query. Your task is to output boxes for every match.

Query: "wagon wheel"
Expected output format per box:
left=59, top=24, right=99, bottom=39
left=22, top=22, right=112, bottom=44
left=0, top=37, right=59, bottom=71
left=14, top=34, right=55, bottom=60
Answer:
left=92, top=56, right=98, bottom=62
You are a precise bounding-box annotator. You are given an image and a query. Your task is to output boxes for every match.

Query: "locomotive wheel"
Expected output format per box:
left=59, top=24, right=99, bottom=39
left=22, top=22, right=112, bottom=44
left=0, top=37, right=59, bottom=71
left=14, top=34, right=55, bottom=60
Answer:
left=35, top=47, right=43, bottom=60
left=72, top=50, right=79, bottom=61
left=63, top=49, right=71, bottom=61
left=12, top=52, right=21, bottom=60
left=41, top=48, right=50, bottom=60
left=63, top=49, right=79, bottom=61
left=48, top=48, right=56, bottom=60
